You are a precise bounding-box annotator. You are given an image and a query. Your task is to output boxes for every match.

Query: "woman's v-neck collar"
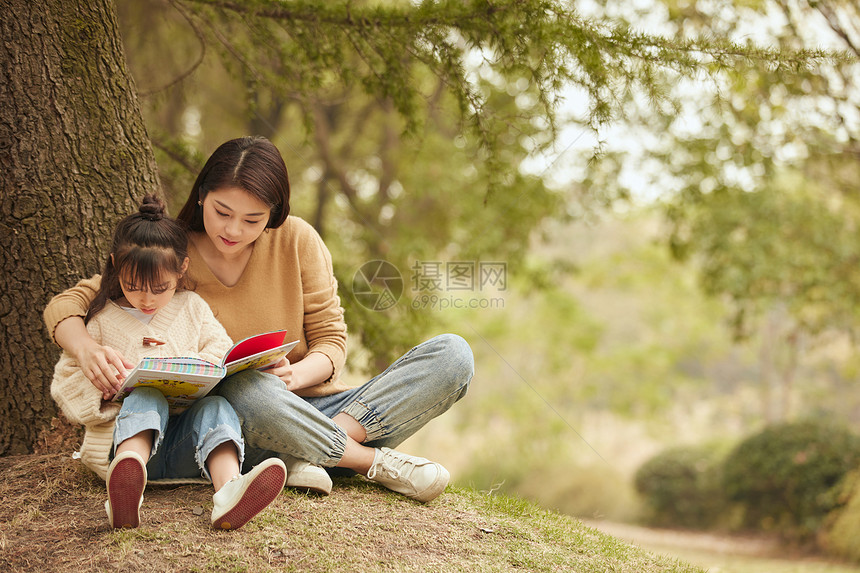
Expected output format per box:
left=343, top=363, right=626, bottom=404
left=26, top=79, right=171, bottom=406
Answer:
left=189, top=232, right=262, bottom=289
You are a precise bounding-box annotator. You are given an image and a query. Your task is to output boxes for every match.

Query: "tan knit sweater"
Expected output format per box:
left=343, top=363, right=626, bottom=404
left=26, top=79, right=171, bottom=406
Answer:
left=50, top=291, right=234, bottom=480
left=44, top=216, right=350, bottom=397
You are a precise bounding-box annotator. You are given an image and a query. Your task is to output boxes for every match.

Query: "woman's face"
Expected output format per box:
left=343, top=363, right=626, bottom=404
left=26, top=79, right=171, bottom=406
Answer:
left=200, top=187, right=271, bottom=256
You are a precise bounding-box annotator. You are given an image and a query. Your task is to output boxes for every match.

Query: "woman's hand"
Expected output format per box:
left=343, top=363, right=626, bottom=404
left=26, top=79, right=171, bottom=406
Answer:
left=265, top=357, right=302, bottom=391
left=265, top=352, right=333, bottom=392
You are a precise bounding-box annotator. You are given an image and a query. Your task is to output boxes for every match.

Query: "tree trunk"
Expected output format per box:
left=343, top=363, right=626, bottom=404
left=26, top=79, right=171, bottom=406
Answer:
left=0, top=0, right=159, bottom=454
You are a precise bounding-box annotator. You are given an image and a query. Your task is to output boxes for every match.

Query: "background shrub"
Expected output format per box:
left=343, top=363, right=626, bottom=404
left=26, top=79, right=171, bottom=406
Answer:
left=722, top=419, right=860, bottom=540
left=821, top=469, right=860, bottom=562
left=634, top=444, right=728, bottom=529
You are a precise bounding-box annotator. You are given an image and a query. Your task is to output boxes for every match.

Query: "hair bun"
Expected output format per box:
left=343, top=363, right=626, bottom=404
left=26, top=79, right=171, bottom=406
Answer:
left=138, top=194, right=166, bottom=221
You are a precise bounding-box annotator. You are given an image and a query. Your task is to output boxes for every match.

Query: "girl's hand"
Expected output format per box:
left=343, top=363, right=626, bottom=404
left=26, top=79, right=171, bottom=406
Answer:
left=76, top=339, right=134, bottom=400
left=54, top=316, right=134, bottom=400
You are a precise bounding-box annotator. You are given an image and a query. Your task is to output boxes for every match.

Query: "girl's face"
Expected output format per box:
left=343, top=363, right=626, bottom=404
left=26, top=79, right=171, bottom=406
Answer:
left=200, top=187, right=271, bottom=256
left=118, top=260, right=188, bottom=316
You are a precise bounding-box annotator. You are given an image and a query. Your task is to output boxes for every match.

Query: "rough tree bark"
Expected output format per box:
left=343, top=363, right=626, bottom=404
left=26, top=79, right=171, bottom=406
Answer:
left=0, top=0, right=159, bottom=454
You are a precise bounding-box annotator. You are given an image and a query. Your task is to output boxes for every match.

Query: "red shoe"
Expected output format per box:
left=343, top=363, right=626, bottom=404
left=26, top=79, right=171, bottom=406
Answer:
left=211, top=458, right=286, bottom=530
left=105, top=451, right=147, bottom=528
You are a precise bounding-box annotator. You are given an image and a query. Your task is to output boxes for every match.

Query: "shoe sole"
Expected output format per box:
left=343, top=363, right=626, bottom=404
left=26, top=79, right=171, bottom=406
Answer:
left=107, top=456, right=146, bottom=528
left=212, top=463, right=286, bottom=530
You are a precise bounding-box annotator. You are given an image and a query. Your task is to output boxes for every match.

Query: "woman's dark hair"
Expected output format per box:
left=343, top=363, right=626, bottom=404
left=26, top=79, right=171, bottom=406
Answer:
left=86, top=195, right=191, bottom=323
left=177, top=136, right=290, bottom=231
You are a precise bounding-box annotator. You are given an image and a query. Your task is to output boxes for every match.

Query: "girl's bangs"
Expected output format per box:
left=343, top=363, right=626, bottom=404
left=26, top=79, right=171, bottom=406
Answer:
left=116, top=246, right=178, bottom=290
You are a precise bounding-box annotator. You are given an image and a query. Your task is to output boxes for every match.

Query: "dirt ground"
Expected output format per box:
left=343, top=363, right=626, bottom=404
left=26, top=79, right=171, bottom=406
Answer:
left=0, top=452, right=702, bottom=573
left=586, top=520, right=860, bottom=573
left=4, top=437, right=856, bottom=573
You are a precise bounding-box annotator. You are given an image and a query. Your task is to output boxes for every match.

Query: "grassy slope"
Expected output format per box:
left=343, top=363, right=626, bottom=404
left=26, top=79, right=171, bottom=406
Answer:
left=0, top=454, right=702, bottom=572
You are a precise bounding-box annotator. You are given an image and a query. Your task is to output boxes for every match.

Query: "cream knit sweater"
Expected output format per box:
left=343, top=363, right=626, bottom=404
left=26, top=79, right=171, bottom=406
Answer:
left=50, top=291, right=233, bottom=480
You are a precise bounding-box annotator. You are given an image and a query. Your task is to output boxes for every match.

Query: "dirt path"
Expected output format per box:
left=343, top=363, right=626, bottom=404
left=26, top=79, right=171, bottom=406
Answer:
left=584, top=520, right=860, bottom=573
left=584, top=520, right=780, bottom=556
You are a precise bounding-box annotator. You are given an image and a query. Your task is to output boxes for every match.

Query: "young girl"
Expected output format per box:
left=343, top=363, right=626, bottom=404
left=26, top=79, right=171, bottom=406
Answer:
left=50, top=195, right=286, bottom=530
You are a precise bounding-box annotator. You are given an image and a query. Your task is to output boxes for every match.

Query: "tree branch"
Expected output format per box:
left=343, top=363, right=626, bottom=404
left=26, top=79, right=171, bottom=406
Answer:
left=138, top=0, right=207, bottom=96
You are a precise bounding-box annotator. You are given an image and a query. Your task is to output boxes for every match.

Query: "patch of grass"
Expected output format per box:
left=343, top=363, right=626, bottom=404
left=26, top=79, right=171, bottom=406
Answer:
left=0, top=454, right=704, bottom=572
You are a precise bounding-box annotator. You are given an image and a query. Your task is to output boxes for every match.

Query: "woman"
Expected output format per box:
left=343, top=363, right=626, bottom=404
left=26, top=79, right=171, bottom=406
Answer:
left=44, top=136, right=473, bottom=503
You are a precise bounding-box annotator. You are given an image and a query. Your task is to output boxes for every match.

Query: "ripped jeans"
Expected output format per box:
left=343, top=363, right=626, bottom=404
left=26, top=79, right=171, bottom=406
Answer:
left=112, top=387, right=244, bottom=482
left=218, top=333, right=474, bottom=469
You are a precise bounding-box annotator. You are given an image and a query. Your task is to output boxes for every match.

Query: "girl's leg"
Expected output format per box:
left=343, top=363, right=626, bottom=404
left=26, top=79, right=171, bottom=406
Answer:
left=107, top=387, right=169, bottom=528
left=147, top=394, right=243, bottom=481
left=115, top=430, right=155, bottom=461
left=207, top=441, right=241, bottom=491
left=113, top=386, right=170, bottom=459
left=211, top=455, right=286, bottom=531
left=152, top=395, right=285, bottom=530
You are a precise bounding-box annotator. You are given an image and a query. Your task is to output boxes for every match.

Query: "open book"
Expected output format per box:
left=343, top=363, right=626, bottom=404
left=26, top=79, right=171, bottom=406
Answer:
left=112, top=330, right=298, bottom=412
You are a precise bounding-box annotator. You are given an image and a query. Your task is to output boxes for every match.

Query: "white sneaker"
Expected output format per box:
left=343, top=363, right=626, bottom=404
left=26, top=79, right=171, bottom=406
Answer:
left=280, top=454, right=332, bottom=495
left=366, top=447, right=450, bottom=503
left=105, top=451, right=147, bottom=529
left=211, top=458, right=286, bottom=530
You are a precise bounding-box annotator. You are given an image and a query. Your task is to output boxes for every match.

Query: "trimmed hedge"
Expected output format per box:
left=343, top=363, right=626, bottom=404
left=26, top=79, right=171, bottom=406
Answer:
left=722, top=419, right=860, bottom=539
left=634, top=444, right=727, bottom=529
left=822, top=469, right=860, bottom=562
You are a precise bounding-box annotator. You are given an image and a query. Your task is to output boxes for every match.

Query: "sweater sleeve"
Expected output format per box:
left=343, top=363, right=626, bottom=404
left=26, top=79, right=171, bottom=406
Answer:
left=50, top=320, right=121, bottom=427
left=297, top=223, right=348, bottom=383
left=51, top=364, right=121, bottom=426
left=43, top=275, right=102, bottom=344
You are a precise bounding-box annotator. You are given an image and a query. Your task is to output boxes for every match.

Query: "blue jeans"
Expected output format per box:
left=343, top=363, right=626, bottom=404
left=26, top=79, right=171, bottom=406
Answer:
left=215, top=334, right=473, bottom=468
left=113, top=387, right=244, bottom=481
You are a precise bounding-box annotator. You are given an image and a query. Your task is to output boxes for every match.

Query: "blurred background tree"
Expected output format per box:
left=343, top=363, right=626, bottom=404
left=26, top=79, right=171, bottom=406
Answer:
left=581, top=0, right=860, bottom=422
left=401, top=0, right=860, bottom=527
left=114, top=0, right=828, bottom=371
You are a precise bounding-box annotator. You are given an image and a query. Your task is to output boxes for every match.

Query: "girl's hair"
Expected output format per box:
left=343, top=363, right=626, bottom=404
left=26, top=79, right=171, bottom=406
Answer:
left=86, top=195, right=191, bottom=323
left=177, top=136, right=290, bottom=231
